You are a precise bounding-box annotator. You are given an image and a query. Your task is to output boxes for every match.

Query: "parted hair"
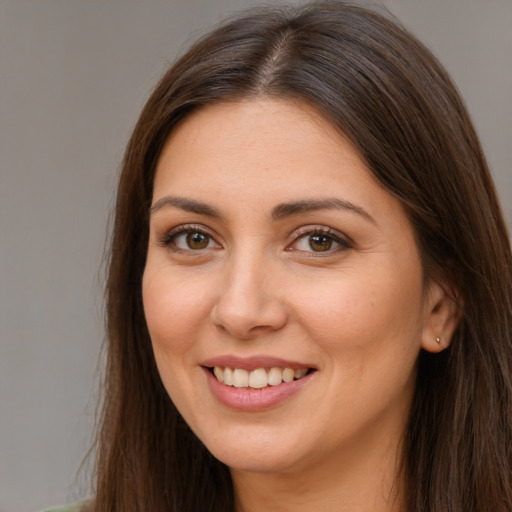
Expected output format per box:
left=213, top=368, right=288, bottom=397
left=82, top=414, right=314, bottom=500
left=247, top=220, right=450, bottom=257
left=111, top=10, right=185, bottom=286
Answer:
left=90, top=2, right=512, bottom=511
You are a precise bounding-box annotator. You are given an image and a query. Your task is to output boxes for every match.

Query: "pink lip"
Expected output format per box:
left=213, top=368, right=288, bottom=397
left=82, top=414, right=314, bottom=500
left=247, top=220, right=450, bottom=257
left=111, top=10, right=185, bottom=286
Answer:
left=202, top=365, right=316, bottom=412
left=200, top=355, right=315, bottom=371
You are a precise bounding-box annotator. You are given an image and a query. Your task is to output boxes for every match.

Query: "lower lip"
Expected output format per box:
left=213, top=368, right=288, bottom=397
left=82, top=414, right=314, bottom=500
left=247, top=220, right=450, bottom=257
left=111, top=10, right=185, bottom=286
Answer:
left=203, top=367, right=314, bottom=411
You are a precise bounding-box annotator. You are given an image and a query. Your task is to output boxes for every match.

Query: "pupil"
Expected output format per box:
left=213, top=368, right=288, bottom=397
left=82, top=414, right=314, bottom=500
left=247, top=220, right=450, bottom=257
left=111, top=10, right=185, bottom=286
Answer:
left=187, top=232, right=208, bottom=249
left=309, top=235, right=331, bottom=252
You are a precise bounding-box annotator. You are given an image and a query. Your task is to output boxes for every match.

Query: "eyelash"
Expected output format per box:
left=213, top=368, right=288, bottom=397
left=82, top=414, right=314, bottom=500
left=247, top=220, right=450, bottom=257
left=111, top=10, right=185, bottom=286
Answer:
left=157, top=224, right=218, bottom=253
left=289, top=226, right=353, bottom=256
left=157, top=224, right=352, bottom=256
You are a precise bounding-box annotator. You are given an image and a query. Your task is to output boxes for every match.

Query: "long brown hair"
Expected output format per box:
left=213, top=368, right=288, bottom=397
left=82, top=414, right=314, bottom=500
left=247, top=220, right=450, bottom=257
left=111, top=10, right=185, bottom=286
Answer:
left=91, top=2, right=512, bottom=511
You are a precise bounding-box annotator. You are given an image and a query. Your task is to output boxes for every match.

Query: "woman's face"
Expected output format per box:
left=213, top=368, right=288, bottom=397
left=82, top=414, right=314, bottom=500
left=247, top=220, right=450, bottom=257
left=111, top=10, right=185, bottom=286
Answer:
left=143, top=99, right=446, bottom=476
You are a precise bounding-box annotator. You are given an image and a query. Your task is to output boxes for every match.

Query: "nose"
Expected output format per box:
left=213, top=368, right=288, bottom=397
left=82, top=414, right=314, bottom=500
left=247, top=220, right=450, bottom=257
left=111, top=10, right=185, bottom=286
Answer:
left=210, top=254, right=288, bottom=340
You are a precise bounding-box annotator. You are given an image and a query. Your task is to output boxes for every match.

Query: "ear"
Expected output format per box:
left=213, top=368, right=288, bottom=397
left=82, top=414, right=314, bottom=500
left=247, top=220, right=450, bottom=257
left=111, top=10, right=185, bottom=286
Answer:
left=421, top=279, right=462, bottom=353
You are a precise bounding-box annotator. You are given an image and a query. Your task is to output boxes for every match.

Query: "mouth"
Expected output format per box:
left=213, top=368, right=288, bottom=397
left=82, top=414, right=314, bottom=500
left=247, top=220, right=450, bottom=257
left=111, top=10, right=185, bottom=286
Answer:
left=201, top=357, right=317, bottom=410
left=207, top=366, right=315, bottom=389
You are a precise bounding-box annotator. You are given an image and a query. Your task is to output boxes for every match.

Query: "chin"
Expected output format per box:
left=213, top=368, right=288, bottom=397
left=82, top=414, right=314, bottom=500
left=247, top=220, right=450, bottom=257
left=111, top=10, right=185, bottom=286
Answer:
left=213, top=447, right=301, bottom=474
left=198, top=426, right=309, bottom=474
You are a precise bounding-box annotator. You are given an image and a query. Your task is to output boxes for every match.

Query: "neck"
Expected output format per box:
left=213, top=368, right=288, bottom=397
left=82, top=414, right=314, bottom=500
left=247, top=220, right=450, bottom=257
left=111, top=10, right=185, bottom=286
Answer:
left=231, top=424, right=407, bottom=512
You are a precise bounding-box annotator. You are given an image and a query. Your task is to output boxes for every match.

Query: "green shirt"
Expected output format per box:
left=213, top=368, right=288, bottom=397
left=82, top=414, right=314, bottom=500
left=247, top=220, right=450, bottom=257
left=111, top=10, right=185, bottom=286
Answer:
left=42, top=502, right=86, bottom=512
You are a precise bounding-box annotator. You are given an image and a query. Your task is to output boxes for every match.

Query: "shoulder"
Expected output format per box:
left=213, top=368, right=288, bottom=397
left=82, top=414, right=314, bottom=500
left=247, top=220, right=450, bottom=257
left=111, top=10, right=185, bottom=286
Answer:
left=41, top=502, right=88, bottom=512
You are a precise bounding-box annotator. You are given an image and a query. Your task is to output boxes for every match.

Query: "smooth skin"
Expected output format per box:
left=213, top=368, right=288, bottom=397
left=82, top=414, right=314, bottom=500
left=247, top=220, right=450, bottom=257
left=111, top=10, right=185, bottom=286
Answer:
left=143, top=99, right=460, bottom=511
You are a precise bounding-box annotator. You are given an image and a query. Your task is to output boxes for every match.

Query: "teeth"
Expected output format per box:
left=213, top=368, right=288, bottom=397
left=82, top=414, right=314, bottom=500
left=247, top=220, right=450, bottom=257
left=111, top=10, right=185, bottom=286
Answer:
left=267, top=367, right=283, bottom=386
left=213, top=366, right=224, bottom=383
left=248, top=368, right=267, bottom=388
left=223, top=367, right=234, bottom=386
left=233, top=369, right=249, bottom=388
left=294, top=368, right=307, bottom=379
left=212, top=366, right=309, bottom=388
left=282, top=368, right=294, bottom=383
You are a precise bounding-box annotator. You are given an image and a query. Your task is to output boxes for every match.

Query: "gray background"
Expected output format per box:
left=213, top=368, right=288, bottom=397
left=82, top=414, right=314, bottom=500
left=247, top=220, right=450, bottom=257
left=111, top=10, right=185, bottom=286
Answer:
left=1, top=1, right=510, bottom=510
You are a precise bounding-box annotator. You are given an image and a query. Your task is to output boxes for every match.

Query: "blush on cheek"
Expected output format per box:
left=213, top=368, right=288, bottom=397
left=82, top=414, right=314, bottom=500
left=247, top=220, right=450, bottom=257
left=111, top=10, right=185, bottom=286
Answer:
left=295, top=285, right=377, bottom=341
left=300, top=277, right=420, bottom=366
left=143, top=273, right=213, bottom=354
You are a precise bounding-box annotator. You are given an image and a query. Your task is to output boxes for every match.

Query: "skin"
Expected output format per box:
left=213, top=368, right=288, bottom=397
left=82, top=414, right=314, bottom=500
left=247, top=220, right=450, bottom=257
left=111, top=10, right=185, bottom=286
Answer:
left=143, top=99, right=459, bottom=511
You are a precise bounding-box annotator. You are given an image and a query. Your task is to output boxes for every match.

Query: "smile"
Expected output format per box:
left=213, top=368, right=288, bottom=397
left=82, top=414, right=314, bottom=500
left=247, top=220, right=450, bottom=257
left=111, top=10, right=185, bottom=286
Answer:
left=212, top=366, right=309, bottom=389
left=201, top=357, right=317, bottom=410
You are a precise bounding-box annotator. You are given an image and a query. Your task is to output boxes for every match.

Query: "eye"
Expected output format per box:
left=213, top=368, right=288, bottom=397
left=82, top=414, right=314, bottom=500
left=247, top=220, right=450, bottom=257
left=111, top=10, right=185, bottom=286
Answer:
left=177, top=231, right=212, bottom=250
left=159, top=225, right=221, bottom=252
left=297, top=234, right=336, bottom=252
left=289, top=227, right=351, bottom=254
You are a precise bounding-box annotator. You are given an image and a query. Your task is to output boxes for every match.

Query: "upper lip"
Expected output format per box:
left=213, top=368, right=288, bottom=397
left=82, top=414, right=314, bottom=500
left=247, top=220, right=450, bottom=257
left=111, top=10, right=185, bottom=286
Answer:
left=201, top=355, right=317, bottom=371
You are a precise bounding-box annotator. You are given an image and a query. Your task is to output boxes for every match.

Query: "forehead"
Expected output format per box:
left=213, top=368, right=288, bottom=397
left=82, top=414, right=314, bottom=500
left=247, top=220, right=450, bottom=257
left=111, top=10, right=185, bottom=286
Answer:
left=154, top=99, right=380, bottom=201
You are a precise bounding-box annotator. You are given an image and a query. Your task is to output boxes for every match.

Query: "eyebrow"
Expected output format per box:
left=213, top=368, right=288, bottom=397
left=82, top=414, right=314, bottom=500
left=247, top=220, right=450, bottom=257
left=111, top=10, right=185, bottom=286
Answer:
left=150, top=195, right=375, bottom=224
left=271, top=198, right=375, bottom=223
left=150, top=196, right=223, bottom=218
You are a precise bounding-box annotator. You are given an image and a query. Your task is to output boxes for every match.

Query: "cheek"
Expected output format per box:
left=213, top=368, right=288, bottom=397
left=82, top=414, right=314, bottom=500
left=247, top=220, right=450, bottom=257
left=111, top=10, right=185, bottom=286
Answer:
left=290, top=265, right=425, bottom=436
left=142, top=265, right=212, bottom=356
left=290, top=261, right=425, bottom=361
left=142, top=266, right=214, bottom=417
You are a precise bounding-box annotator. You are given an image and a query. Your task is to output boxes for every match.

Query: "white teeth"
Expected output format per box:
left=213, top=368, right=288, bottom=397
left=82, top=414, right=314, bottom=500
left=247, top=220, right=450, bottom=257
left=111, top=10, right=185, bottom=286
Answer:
left=282, top=368, right=295, bottom=383
left=212, top=366, right=309, bottom=388
left=223, top=367, right=234, bottom=386
left=267, top=367, right=283, bottom=386
left=213, top=366, right=224, bottom=383
left=294, top=368, right=307, bottom=379
left=233, top=369, right=249, bottom=388
left=248, top=368, right=268, bottom=388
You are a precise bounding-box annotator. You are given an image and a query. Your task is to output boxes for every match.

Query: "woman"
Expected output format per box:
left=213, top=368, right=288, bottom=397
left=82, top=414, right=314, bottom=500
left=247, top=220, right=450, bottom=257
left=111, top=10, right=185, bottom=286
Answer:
left=62, top=2, right=512, bottom=511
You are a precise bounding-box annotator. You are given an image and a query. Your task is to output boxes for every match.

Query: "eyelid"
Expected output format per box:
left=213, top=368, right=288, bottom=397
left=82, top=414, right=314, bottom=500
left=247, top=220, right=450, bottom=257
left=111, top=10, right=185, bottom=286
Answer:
left=157, top=223, right=221, bottom=250
left=286, top=225, right=353, bottom=254
left=156, top=223, right=351, bottom=255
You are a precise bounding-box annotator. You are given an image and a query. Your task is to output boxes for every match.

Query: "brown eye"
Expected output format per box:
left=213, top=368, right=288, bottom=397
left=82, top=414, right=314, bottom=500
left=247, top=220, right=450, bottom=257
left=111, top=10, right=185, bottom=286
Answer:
left=166, top=228, right=221, bottom=251
left=308, top=235, right=333, bottom=252
left=291, top=227, right=350, bottom=255
left=186, top=232, right=210, bottom=249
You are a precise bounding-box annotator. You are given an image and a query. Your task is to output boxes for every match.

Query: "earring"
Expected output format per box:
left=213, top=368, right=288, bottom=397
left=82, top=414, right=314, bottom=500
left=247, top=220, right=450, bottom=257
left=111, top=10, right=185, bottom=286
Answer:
left=435, top=336, right=441, bottom=344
